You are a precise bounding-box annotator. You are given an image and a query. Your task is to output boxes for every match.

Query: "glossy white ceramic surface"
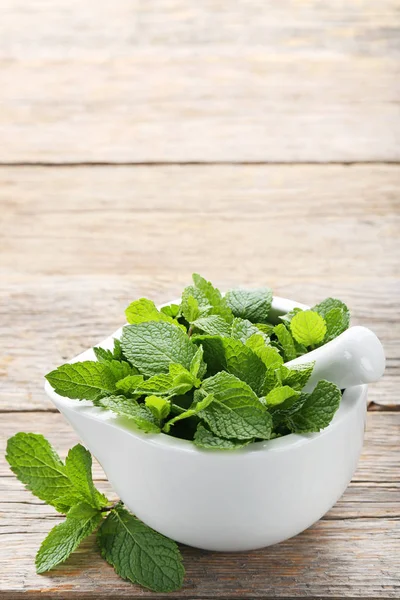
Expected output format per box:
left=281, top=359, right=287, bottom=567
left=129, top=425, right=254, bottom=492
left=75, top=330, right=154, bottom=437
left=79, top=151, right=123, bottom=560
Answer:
left=45, top=296, right=378, bottom=551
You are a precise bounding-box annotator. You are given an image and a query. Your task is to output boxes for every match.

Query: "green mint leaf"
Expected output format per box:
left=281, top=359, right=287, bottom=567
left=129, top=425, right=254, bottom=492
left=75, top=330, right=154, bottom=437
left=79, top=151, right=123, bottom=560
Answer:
left=279, top=306, right=303, bottom=325
left=180, top=293, right=201, bottom=323
left=254, top=322, right=275, bottom=336
left=180, top=285, right=212, bottom=320
left=225, top=287, right=273, bottom=323
left=191, top=335, right=226, bottom=375
left=160, top=303, right=180, bottom=319
left=279, top=362, right=315, bottom=391
left=287, top=380, right=341, bottom=433
left=112, top=339, right=124, bottom=360
left=193, top=424, right=250, bottom=450
left=94, top=396, right=161, bottom=433
left=193, top=335, right=267, bottom=394
left=36, top=503, right=103, bottom=574
left=192, top=273, right=233, bottom=323
left=265, top=385, right=300, bottom=407
left=98, top=504, right=185, bottom=593
left=163, top=393, right=214, bottom=432
left=190, top=344, right=207, bottom=380
left=199, top=372, right=272, bottom=440
left=192, top=315, right=231, bottom=336
left=93, top=347, right=114, bottom=363
left=121, top=321, right=197, bottom=376
left=125, top=298, right=177, bottom=326
left=116, top=374, right=145, bottom=397
left=262, top=367, right=279, bottom=395
left=290, top=310, right=327, bottom=347
left=45, top=361, right=130, bottom=401
left=65, top=445, right=108, bottom=509
left=145, top=395, right=171, bottom=421
left=6, top=433, right=77, bottom=512
left=312, top=297, right=350, bottom=321
left=322, top=306, right=350, bottom=343
left=169, top=363, right=200, bottom=388
left=221, top=337, right=267, bottom=394
left=107, top=359, right=138, bottom=381
left=230, top=317, right=265, bottom=344
left=273, top=324, right=297, bottom=361
left=246, top=334, right=283, bottom=369
left=312, top=298, right=350, bottom=343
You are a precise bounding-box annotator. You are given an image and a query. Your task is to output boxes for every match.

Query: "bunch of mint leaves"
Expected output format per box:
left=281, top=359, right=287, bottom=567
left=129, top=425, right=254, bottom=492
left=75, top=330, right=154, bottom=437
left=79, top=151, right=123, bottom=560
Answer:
left=6, top=434, right=184, bottom=592
left=45, top=273, right=350, bottom=445
left=6, top=274, right=350, bottom=592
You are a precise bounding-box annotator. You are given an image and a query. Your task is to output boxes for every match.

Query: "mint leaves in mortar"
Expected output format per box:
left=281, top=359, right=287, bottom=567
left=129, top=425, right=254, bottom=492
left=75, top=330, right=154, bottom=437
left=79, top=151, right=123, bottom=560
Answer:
left=6, top=274, right=349, bottom=592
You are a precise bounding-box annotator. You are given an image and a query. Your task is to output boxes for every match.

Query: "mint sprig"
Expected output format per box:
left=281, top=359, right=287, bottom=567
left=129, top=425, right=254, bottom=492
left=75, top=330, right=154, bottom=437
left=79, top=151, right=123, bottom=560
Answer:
left=6, top=433, right=185, bottom=592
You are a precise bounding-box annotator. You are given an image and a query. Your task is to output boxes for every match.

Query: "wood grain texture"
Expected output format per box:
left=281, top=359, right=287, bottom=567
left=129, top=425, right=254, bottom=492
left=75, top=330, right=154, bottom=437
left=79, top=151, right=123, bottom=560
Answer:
left=0, top=164, right=397, bottom=410
left=0, top=1, right=399, bottom=162
left=0, top=412, right=399, bottom=598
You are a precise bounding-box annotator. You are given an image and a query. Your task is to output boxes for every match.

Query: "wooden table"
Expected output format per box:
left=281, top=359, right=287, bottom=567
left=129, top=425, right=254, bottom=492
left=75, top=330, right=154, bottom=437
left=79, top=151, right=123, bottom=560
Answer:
left=1, top=2, right=399, bottom=598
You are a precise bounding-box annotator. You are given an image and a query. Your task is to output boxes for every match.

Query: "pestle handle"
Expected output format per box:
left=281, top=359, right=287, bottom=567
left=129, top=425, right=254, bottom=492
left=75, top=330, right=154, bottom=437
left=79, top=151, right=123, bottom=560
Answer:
left=284, top=326, right=385, bottom=392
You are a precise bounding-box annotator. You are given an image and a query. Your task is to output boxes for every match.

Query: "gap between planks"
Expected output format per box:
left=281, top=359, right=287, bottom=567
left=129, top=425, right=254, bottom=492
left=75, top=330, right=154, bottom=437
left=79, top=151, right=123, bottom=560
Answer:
left=0, top=161, right=400, bottom=168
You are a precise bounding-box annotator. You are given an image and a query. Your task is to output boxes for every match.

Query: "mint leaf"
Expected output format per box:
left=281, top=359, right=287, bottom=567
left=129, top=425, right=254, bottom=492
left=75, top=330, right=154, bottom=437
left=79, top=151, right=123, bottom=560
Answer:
left=322, top=307, right=350, bottom=343
left=230, top=317, right=265, bottom=344
left=115, top=374, right=145, bottom=397
left=112, top=339, right=124, bottom=360
left=193, top=335, right=266, bottom=394
left=6, top=433, right=77, bottom=512
left=312, top=298, right=350, bottom=343
left=36, top=503, right=103, bottom=574
left=255, top=322, right=275, bottom=336
left=65, top=445, right=107, bottom=509
left=160, top=303, right=180, bottom=319
left=287, top=380, right=341, bottom=433
left=246, top=334, right=283, bottom=369
left=225, top=287, right=272, bottom=323
left=192, top=273, right=233, bottom=323
left=280, top=362, right=314, bottom=391
left=222, top=337, right=267, bottom=394
left=180, top=293, right=202, bottom=323
left=94, top=396, right=161, bottom=433
left=194, top=424, right=250, bottom=450
left=279, top=306, right=303, bottom=325
left=125, top=298, right=176, bottom=326
left=93, top=347, right=114, bottom=363
left=163, top=393, right=214, bottom=432
left=169, top=363, right=200, bottom=389
left=312, top=297, right=350, bottom=321
left=290, top=310, right=327, bottom=347
left=108, top=359, right=137, bottom=381
left=181, top=285, right=212, bottom=319
left=262, top=367, right=279, bottom=395
left=98, top=504, right=184, bottom=593
left=192, top=315, right=231, bottom=336
left=265, top=385, right=300, bottom=407
left=273, top=324, right=297, bottom=361
left=121, top=321, right=197, bottom=376
left=199, top=372, right=272, bottom=440
left=190, top=344, right=207, bottom=380
left=45, top=361, right=130, bottom=401
left=145, top=395, right=171, bottom=421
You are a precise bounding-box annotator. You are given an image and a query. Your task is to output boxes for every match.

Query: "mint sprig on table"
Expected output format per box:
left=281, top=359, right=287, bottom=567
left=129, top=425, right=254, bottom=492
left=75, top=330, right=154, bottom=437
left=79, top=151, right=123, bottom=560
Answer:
left=45, top=274, right=349, bottom=445
left=6, top=433, right=184, bottom=592
left=6, top=275, right=350, bottom=592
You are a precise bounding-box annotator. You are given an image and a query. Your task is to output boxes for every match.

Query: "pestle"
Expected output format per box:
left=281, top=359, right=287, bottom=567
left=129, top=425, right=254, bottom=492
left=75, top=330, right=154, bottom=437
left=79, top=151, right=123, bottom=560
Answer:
left=284, top=325, right=385, bottom=392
